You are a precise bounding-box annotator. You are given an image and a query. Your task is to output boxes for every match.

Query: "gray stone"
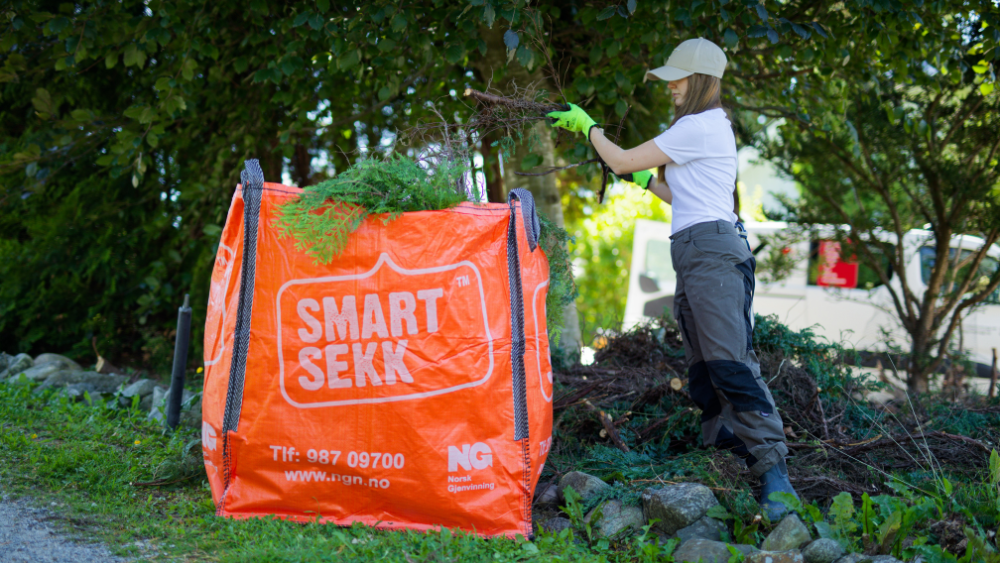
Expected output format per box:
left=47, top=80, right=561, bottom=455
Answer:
left=539, top=517, right=572, bottom=534
left=672, top=539, right=757, bottom=563
left=558, top=471, right=611, bottom=503
left=674, top=516, right=727, bottom=543
left=832, top=555, right=902, bottom=563
left=0, top=352, right=12, bottom=372
left=747, top=550, right=805, bottom=563
left=180, top=395, right=203, bottom=429
left=6, top=373, right=33, bottom=386
left=584, top=500, right=645, bottom=539
left=33, top=353, right=82, bottom=372
left=803, top=539, right=844, bottom=563
left=60, top=383, right=99, bottom=401
left=642, top=483, right=719, bottom=536
left=34, top=371, right=128, bottom=395
left=19, top=362, right=72, bottom=382
left=0, top=353, right=33, bottom=381
left=534, top=482, right=558, bottom=506
left=763, top=514, right=812, bottom=551
left=147, top=386, right=168, bottom=422
left=148, top=386, right=195, bottom=423
left=118, top=379, right=157, bottom=407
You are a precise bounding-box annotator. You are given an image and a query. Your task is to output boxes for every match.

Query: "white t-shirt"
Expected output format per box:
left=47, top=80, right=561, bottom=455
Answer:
left=652, top=108, right=738, bottom=234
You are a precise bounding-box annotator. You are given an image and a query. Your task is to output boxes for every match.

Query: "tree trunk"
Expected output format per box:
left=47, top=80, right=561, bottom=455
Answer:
left=480, top=132, right=505, bottom=203
left=908, top=335, right=931, bottom=393
left=471, top=27, right=581, bottom=353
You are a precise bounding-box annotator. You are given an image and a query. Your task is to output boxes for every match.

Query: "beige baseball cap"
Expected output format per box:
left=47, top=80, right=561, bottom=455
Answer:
left=645, top=38, right=727, bottom=82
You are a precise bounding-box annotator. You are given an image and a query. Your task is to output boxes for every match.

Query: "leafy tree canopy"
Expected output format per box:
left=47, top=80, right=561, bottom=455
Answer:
left=2, top=0, right=998, bottom=367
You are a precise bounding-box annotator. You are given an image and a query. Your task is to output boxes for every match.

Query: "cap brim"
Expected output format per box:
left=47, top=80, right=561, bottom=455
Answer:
left=645, top=65, right=693, bottom=82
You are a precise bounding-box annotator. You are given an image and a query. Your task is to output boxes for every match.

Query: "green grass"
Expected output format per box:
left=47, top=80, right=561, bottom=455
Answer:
left=0, top=382, right=677, bottom=562
left=3, top=379, right=999, bottom=562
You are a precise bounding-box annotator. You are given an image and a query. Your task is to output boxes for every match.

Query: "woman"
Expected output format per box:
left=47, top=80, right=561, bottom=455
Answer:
left=548, top=37, right=799, bottom=520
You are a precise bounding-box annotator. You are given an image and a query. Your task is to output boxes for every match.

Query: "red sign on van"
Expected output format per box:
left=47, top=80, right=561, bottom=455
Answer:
left=816, top=240, right=858, bottom=288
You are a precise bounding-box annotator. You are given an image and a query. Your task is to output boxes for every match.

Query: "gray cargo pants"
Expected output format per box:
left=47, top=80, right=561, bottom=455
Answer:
left=670, top=220, right=788, bottom=477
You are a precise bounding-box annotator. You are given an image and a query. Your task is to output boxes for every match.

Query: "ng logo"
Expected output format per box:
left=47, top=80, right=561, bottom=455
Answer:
left=447, top=442, right=492, bottom=472
left=202, top=422, right=217, bottom=451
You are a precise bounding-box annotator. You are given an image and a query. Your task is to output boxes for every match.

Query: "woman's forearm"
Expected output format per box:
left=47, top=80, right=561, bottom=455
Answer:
left=647, top=179, right=672, bottom=205
left=647, top=164, right=671, bottom=204
left=589, top=128, right=673, bottom=175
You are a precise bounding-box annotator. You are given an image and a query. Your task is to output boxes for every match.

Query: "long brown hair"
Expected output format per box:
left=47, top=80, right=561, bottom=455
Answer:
left=670, top=73, right=722, bottom=126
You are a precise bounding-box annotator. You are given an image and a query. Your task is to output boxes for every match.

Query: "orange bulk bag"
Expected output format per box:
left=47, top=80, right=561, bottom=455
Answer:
left=201, top=160, right=554, bottom=538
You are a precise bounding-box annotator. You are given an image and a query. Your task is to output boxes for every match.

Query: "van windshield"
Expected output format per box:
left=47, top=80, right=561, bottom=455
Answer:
left=920, top=247, right=1000, bottom=305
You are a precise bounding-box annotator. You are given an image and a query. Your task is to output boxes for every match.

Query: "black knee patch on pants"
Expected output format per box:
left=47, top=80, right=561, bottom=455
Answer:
left=688, top=361, right=722, bottom=422
left=706, top=360, right=773, bottom=413
left=716, top=425, right=759, bottom=466
left=734, top=258, right=755, bottom=354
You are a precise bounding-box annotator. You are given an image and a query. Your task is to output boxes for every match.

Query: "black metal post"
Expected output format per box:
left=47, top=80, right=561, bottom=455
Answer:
left=166, top=294, right=192, bottom=430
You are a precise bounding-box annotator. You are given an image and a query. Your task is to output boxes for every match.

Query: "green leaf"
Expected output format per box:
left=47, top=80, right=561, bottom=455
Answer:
left=520, top=153, right=543, bottom=170
left=123, top=106, right=145, bottom=119
left=233, top=57, right=249, bottom=74
left=747, top=25, right=768, bottom=38
left=503, top=29, right=519, bottom=50
left=293, top=11, right=311, bottom=27
left=627, top=0, right=637, bottom=14
left=378, top=38, right=396, bottom=52
left=338, top=50, right=360, bottom=69
left=105, top=51, right=118, bottom=69
left=767, top=491, right=803, bottom=516
left=811, top=22, right=829, bottom=38
left=123, top=44, right=146, bottom=68
left=814, top=521, right=834, bottom=539
left=606, top=42, right=620, bottom=58
left=989, top=449, right=1000, bottom=486
left=446, top=45, right=465, bottom=64
left=316, top=0, right=329, bottom=13
left=706, top=505, right=731, bottom=520
left=766, top=26, right=779, bottom=44
left=724, top=28, right=739, bottom=49
left=516, top=45, right=533, bottom=68
left=47, top=16, right=70, bottom=35
left=597, top=6, right=616, bottom=21
left=615, top=99, right=627, bottom=116
left=392, top=14, right=408, bottom=31
left=182, top=59, right=197, bottom=81
left=791, top=23, right=811, bottom=39
left=980, top=82, right=995, bottom=95
left=308, top=13, right=325, bottom=30
left=590, top=45, right=603, bottom=64
left=755, top=4, right=769, bottom=21
left=70, top=109, right=91, bottom=121
left=31, top=88, right=53, bottom=115
left=483, top=4, right=495, bottom=28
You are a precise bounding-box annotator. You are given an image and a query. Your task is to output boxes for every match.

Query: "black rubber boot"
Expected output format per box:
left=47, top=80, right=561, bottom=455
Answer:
left=759, top=458, right=799, bottom=521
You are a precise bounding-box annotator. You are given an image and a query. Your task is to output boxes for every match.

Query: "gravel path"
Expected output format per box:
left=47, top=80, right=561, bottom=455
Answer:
left=0, top=495, right=128, bottom=562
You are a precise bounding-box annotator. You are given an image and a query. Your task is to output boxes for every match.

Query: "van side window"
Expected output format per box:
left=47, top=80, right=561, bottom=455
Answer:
left=807, top=240, right=894, bottom=289
left=920, top=246, right=1000, bottom=305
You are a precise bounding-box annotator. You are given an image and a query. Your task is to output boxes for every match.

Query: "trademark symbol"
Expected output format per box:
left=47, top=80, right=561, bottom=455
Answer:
left=455, top=275, right=470, bottom=287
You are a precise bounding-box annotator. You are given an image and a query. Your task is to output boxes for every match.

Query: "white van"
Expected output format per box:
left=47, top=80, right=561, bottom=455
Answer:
left=623, top=219, right=1000, bottom=377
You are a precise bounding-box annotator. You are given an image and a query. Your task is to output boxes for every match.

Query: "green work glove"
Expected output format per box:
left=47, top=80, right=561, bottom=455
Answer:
left=618, top=169, right=653, bottom=190
left=546, top=103, right=598, bottom=137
